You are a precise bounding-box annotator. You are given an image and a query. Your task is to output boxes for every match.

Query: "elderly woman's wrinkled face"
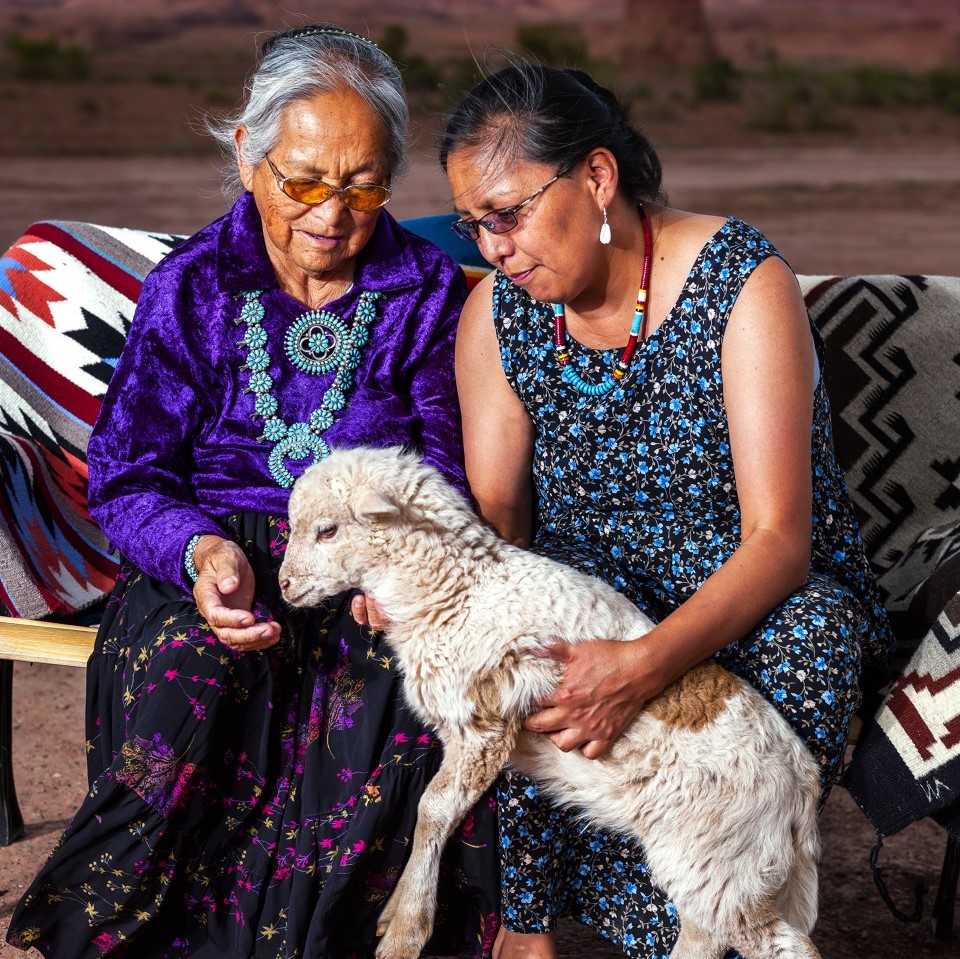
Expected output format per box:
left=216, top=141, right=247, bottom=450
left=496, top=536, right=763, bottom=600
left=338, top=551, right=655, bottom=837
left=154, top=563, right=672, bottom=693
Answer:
left=240, top=87, right=392, bottom=291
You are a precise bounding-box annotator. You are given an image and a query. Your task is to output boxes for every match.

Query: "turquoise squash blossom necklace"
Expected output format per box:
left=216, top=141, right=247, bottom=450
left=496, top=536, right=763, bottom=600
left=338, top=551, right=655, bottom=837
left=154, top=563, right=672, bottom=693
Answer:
left=236, top=288, right=381, bottom=488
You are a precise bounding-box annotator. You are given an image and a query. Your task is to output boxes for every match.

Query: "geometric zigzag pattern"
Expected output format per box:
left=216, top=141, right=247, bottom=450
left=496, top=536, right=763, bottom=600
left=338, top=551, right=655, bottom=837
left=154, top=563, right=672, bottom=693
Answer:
left=800, top=275, right=960, bottom=588
left=881, top=594, right=960, bottom=782
left=0, top=221, right=182, bottom=617
left=800, top=274, right=960, bottom=840
left=843, top=592, right=960, bottom=840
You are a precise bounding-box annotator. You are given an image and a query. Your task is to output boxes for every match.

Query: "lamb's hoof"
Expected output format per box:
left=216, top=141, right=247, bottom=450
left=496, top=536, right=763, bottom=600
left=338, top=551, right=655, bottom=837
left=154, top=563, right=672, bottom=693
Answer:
left=377, top=894, right=400, bottom=937
left=374, top=928, right=425, bottom=959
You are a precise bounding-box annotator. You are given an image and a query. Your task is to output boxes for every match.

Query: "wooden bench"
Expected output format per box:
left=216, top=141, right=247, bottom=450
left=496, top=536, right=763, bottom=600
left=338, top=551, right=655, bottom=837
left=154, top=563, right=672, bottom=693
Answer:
left=0, top=218, right=957, bottom=938
left=0, top=622, right=95, bottom=843
left=0, top=619, right=97, bottom=668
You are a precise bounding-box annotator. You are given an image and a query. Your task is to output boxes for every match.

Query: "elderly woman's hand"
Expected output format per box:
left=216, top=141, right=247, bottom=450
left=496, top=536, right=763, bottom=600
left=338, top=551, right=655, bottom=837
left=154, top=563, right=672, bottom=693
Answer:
left=350, top=593, right=390, bottom=632
left=192, top=535, right=281, bottom=651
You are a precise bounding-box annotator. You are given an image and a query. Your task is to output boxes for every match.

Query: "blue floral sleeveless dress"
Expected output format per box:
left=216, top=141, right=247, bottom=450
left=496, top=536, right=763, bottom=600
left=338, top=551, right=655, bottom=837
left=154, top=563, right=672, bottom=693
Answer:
left=491, top=217, right=894, bottom=958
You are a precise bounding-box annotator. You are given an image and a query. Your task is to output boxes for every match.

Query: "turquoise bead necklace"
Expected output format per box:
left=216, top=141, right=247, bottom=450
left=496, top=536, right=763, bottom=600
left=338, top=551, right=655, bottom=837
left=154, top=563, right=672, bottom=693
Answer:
left=551, top=205, right=653, bottom=396
left=236, top=288, right=381, bottom=488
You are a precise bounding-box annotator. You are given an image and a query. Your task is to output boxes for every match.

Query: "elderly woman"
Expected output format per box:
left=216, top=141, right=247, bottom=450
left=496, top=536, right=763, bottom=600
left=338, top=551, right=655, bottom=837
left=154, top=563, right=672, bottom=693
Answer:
left=440, top=65, right=894, bottom=959
left=6, top=26, right=497, bottom=959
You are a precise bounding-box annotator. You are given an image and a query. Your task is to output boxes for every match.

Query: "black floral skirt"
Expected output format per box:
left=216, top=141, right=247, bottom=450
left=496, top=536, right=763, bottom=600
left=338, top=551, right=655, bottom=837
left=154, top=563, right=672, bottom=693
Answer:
left=7, top=512, right=499, bottom=959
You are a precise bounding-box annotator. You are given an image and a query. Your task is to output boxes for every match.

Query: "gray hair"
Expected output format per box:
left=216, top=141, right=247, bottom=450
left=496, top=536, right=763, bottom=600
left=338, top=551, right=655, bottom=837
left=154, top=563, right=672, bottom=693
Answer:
left=206, top=26, right=409, bottom=199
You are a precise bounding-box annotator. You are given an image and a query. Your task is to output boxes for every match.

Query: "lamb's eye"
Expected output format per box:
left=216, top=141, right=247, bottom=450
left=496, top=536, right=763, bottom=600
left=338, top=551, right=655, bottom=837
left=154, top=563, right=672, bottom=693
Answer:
left=317, top=524, right=338, bottom=541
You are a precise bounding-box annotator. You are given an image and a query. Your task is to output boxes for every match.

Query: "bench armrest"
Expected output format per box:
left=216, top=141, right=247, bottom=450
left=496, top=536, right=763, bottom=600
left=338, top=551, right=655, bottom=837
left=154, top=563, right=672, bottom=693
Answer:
left=0, top=616, right=97, bottom=667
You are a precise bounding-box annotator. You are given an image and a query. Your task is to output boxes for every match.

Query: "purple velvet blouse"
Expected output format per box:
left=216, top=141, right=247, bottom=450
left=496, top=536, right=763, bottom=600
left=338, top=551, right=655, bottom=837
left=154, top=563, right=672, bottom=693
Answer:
left=87, top=192, right=467, bottom=591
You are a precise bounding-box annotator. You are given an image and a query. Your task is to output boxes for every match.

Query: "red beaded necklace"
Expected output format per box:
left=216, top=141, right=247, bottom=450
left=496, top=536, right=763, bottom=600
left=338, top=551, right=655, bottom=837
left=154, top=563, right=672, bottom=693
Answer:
left=552, top=205, right=653, bottom=396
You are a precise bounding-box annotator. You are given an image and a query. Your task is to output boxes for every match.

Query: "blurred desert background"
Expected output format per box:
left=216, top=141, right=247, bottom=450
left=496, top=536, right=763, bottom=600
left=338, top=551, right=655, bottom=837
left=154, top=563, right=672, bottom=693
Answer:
left=1, top=0, right=960, bottom=273
left=0, top=1, right=959, bottom=957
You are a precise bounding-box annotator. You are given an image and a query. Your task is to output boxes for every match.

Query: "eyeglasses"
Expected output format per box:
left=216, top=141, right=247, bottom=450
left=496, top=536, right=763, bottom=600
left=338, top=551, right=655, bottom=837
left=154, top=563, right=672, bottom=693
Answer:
left=265, top=155, right=392, bottom=211
left=451, top=173, right=563, bottom=242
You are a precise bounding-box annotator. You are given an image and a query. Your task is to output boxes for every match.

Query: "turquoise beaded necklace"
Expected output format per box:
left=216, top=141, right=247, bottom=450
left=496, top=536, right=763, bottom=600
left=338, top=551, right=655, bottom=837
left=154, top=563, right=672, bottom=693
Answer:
left=551, top=205, right=653, bottom=396
left=237, top=288, right=381, bottom=488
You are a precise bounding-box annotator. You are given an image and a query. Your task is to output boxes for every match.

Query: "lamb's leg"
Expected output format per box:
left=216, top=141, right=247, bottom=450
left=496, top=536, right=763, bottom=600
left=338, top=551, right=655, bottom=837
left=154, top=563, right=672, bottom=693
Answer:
left=376, top=723, right=518, bottom=959
left=726, top=915, right=822, bottom=959
left=671, top=920, right=724, bottom=959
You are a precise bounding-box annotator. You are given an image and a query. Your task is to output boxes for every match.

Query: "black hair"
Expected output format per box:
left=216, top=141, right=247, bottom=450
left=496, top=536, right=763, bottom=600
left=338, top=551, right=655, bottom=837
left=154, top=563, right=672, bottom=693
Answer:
left=439, top=63, right=665, bottom=207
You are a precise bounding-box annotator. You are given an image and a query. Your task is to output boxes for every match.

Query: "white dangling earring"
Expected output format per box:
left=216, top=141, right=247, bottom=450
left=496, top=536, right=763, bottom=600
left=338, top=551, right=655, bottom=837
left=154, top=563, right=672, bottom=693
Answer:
left=599, top=204, right=611, bottom=245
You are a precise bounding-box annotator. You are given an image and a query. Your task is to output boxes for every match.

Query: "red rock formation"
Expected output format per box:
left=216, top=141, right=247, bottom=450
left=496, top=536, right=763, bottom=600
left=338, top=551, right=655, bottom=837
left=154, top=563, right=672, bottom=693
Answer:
left=585, top=0, right=715, bottom=67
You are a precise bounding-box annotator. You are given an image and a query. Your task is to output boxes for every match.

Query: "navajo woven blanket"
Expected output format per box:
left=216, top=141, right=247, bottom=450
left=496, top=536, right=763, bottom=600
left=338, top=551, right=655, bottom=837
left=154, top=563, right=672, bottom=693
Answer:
left=843, top=594, right=960, bottom=840
left=0, top=221, right=181, bottom=619
left=800, top=275, right=960, bottom=845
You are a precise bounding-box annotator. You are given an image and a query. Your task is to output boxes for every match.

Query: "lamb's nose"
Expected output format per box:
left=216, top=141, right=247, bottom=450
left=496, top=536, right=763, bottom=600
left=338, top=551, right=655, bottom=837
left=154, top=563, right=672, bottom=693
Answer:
left=280, top=578, right=291, bottom=594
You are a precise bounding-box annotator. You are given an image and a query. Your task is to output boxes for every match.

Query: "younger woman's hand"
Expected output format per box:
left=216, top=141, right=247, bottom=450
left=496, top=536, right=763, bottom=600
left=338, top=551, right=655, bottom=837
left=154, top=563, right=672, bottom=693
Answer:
left=525, top=636, right=667, bottom=759
left=192, top=535, right=280, bottom=651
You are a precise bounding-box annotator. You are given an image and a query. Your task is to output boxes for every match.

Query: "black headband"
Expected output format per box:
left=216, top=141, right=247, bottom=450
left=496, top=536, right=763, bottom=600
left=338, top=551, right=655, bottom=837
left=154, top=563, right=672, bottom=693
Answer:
left=259, top=25, right=380, bottom=61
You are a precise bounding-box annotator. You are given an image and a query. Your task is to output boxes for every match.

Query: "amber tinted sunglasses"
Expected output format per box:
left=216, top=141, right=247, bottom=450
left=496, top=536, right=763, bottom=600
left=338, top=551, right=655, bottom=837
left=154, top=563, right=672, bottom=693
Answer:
left=265, top=155, right=392, bottom=211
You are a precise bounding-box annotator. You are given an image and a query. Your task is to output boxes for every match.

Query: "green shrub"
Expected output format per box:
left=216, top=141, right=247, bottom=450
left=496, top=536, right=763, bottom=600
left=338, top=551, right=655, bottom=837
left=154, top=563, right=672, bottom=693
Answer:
left=437, top=56, right=488, bottom=105
left=749, top=59, right=810, bottom=131
left=821, top=64, right=960, bottom=114
left=148, top=70, right=177, bottom=86
left=5, top=34, right=91, bottom=81
left=378, top=24, right=409, bottom=64
left=516, top=24, right=588, bottom=67
left=377, top=23, right=442, bottom=92
left=204, top=87, right=236, bottom=107
left=927, top=67, right=960, bottom=113
left=748, top=55, right=849, bottom=132
left=847, top=66, right=920, bottom=108
left=694, top=57, right=740, bottom=102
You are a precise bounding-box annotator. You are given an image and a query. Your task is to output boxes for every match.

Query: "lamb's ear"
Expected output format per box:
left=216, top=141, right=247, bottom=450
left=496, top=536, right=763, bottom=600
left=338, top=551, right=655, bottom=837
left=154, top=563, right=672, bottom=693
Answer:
left=355, top=489, right=401, bottom=526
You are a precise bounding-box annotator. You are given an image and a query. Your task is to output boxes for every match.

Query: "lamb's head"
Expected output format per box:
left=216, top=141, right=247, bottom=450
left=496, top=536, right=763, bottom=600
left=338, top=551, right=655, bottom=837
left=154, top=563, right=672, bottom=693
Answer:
left=279, top=445, right=473, bottom=609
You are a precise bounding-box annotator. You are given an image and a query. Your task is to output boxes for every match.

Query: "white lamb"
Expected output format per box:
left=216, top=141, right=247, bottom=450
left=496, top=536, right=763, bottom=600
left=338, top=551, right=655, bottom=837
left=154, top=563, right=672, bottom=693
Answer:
left=279, top=446, right=823, bottom=959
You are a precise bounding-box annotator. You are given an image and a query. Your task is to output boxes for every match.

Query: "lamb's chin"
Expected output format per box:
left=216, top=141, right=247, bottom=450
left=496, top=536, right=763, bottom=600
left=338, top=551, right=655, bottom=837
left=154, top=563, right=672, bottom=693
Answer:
left=283, top=585, right=335, bottom=609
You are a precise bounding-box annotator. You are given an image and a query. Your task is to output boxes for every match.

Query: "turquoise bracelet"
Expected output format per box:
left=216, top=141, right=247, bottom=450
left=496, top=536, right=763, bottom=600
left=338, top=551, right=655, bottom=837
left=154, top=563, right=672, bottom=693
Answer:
left=184, top=533, right=203, bottom=583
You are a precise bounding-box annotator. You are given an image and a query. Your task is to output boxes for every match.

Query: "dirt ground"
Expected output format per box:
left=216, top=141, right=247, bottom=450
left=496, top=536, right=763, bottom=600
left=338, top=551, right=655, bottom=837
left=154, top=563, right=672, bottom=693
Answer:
left=0, top=147, right=959, bottom=956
